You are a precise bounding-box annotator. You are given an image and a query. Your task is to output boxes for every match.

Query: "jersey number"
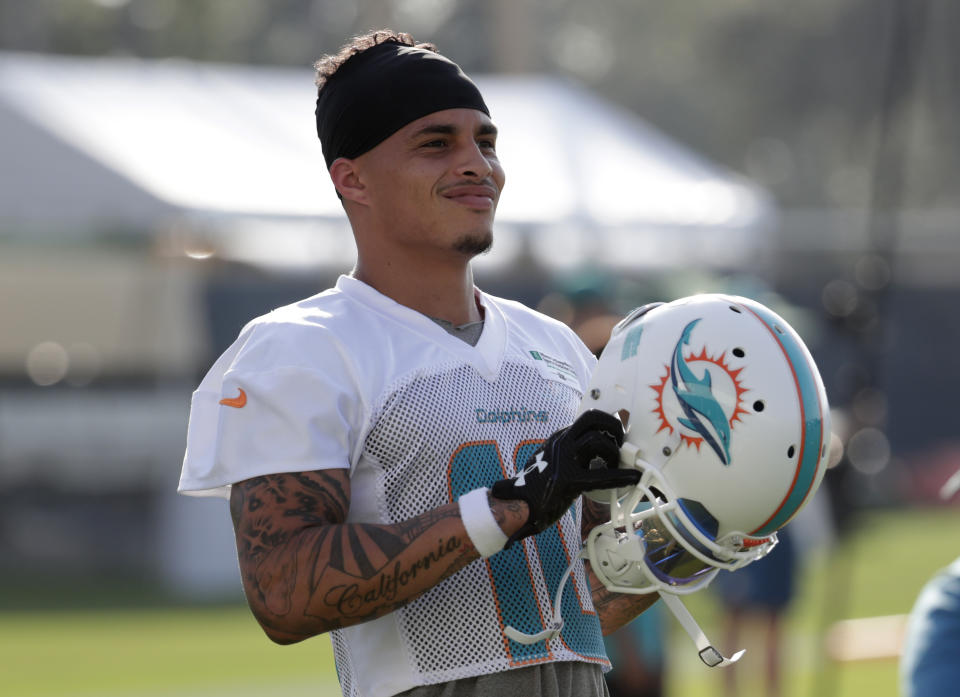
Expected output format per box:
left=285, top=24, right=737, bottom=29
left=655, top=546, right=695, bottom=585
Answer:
left=449, top=441, right=607, bottom=665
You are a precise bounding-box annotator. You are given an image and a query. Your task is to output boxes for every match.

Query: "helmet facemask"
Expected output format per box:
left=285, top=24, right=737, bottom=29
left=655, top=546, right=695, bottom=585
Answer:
left=588, top=456, right=778, bottom=598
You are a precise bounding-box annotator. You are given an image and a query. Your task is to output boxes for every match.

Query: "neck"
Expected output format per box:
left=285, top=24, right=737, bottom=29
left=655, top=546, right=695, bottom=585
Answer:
left=353, top=251, right=482, bottom=326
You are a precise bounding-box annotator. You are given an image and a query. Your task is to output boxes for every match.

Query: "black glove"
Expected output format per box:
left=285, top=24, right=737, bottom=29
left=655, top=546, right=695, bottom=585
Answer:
left=491, top=410, right=640, bottom=547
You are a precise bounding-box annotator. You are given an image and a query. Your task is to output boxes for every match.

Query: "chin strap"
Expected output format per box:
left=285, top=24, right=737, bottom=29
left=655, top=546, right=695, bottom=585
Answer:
left=504, top=549, right=580, bottom=645
left=658, top=591, right=745, bottom=667
left=503, top=538, right=745, bottom=670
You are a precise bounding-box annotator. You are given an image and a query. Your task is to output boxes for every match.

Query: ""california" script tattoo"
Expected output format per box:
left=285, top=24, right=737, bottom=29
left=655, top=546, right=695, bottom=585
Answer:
left=323, top=536, right=463, bottom=616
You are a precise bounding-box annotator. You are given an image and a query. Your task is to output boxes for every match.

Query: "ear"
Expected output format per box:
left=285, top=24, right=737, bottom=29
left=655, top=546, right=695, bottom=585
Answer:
left=329, top=157, right=368, bottom=205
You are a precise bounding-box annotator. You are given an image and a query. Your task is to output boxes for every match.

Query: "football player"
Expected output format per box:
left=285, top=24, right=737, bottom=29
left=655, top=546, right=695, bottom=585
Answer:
left=179, top=29, right=650, bottom=697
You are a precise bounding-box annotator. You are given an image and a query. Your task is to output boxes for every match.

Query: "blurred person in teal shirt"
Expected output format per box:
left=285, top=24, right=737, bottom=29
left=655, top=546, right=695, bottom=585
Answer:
left=901, top=556, right=960, bottom=696
left=902, top=470, right=960, bottom=697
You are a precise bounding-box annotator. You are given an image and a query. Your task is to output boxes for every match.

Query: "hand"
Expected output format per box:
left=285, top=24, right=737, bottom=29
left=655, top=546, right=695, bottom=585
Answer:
left=491, top=410, right=639, bottom=546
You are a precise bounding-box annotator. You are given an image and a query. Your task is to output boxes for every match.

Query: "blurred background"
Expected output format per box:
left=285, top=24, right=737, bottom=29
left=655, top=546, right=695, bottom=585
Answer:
left=1, top=1, right=958, bottom=696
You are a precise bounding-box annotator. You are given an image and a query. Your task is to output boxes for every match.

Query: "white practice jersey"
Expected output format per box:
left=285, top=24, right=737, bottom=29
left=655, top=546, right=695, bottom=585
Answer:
left=179, top=275, right=609, bottom=697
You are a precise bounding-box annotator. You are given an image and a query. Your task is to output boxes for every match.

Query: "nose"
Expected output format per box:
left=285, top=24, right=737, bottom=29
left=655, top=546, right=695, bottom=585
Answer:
left=455, top=141, right=494, bottom=180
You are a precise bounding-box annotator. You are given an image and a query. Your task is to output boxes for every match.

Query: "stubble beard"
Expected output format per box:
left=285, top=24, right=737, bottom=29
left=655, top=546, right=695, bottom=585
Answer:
left=452, top=229, right=494, bottom=257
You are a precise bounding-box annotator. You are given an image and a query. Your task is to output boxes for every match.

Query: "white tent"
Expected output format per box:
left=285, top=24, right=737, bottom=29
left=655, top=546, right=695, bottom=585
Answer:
left=0, top=51, right=774, bottom=272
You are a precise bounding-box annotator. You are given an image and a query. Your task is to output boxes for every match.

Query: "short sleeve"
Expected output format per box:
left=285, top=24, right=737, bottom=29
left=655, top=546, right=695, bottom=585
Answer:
left=572, top=335, right=599, bottom=389
left=178, top=334, right=367, bottom=498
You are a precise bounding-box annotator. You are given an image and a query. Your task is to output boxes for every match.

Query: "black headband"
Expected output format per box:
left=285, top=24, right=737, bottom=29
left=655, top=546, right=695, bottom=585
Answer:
left=315, top=41, right=490, bottom=168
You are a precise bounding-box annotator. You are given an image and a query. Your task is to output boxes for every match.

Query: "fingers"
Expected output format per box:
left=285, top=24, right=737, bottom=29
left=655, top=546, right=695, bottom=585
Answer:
left=578, top=467, right=640, bottom=492
left=573, top=430, right=621, bottom=469
left=568, top=409, right=625, bottom=446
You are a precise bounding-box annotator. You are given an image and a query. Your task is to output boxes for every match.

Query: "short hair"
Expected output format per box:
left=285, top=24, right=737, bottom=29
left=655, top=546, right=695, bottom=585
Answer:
left=314, top=29, right=439, bottom=90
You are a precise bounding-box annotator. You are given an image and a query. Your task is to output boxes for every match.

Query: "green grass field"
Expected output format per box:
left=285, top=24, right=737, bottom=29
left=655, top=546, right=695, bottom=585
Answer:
left=2, top=507, right=956, bottom=696
left=0, top=605, right=340, bottom=696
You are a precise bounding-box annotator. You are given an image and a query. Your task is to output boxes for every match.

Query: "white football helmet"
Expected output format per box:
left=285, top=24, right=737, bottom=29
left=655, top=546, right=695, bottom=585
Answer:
left=582, top=294, right=831, bottom=666
left=502, top=294, right=831, bottom=666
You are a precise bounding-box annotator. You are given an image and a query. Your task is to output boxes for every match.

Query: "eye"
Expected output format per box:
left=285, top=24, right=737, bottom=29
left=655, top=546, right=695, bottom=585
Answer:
left=478, top=138, right=497, bottom=150
left=421, top=139, right=448, bottom=149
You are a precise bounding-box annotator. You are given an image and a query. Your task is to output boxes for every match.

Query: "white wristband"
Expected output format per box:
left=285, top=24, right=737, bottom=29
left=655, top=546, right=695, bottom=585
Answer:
left=459, top=487, right=508, bottom=558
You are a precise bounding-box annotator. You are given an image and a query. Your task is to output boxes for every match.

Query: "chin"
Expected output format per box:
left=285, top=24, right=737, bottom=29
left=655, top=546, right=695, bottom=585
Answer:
left=452, top=229, right=494, bottom=257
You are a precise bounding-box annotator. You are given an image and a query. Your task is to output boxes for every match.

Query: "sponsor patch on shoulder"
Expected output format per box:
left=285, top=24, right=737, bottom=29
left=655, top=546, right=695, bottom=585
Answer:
left=528, top=349, right=579, bottom=386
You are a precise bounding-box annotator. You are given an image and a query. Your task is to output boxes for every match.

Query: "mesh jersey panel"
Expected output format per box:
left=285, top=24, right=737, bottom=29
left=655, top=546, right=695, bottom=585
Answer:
left=331, top=357, right=609, bottom=696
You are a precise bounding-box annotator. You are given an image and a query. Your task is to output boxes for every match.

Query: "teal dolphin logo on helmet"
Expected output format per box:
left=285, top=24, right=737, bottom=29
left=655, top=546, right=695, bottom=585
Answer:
left=670, top=319, right=733, bottom=465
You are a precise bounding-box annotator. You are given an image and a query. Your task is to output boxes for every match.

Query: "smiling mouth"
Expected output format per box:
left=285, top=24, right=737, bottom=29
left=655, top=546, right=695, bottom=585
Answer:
left=446, top=193, right=495, bottom=209
left=441, top=184, right=498, bottom=210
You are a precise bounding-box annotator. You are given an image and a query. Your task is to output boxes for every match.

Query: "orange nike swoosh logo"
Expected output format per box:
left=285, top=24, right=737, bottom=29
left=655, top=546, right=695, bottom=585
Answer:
left=219, top=388, right=247, bottom=408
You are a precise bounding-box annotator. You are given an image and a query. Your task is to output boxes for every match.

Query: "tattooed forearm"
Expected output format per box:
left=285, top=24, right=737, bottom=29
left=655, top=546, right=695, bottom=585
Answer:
left=578, top=496, right=659, bottom=633
left=394, top=503, right=469, bottom=539
left=586, top=559, right=659, bottom=635
left=230, top=470, right=482, bottom=642
left=317, top=534, right=470, bottom=620
left=581, top=496, right=610, bottom=542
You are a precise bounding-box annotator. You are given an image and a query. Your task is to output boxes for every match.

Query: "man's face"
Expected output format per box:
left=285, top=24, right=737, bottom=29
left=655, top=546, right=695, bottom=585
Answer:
left=352, top=108, right=505, bottom=258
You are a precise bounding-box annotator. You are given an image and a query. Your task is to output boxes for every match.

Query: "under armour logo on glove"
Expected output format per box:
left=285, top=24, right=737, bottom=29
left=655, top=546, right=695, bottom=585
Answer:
left=515, top=452, right=548, bottom=487
left=491, top=410, right=640, bottom=547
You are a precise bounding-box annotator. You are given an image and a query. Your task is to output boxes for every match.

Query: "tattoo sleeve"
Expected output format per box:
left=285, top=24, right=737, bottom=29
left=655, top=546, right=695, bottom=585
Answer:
left=580, top=495, right=660, bottom=635
left=230, top=471, right=525, bottom=643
